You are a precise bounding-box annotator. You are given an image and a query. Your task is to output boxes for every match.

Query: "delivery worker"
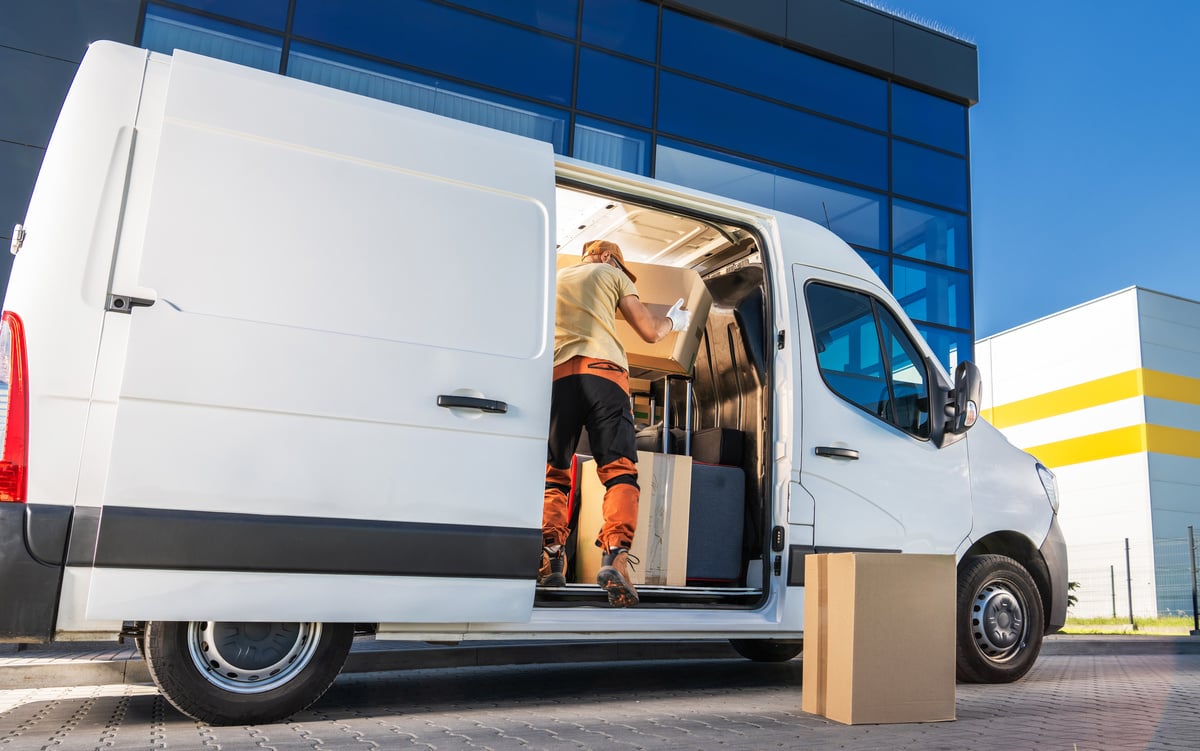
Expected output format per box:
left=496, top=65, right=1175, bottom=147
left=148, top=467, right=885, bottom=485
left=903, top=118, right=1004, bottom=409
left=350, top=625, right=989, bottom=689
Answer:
left=540, top=239, right=691, bottom=607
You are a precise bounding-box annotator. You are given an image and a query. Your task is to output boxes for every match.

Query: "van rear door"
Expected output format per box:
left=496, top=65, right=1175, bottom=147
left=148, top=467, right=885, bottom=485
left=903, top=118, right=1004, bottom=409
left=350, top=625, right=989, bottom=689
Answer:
left=82, top=51, right=554, bottom=624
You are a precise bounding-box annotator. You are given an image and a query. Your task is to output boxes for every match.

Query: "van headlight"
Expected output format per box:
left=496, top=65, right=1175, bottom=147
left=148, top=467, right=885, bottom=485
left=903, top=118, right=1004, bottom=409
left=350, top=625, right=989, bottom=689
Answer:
left=1036, top=463, right=1059, bottom=513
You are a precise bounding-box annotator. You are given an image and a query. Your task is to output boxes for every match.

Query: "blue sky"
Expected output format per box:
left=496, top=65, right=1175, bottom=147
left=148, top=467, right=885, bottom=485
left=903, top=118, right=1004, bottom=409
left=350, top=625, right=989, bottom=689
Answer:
left=880, top=1, right=1200, bottom=337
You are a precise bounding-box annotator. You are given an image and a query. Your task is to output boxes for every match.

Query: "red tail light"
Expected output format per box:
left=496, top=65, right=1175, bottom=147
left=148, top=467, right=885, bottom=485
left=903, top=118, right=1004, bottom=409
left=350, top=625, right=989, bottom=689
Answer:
left=0, top=311, right=28, bottom=502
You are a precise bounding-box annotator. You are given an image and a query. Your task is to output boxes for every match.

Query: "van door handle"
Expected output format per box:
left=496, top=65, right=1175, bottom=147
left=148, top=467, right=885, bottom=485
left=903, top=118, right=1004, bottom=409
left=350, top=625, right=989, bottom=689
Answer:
left=815, top=446, right=859, bottom=460
left=437, top=395, right=508, bottom=414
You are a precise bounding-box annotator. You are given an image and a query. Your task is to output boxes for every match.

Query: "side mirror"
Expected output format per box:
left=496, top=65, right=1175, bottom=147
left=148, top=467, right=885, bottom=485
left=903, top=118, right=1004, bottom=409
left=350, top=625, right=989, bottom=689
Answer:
left=929, top=359, right=982, bottom=448
left=948, top=361, right=982, bottom=434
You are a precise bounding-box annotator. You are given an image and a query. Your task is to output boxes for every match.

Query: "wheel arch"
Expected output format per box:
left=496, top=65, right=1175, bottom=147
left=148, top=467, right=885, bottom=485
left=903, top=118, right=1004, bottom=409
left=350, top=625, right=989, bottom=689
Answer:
left=962, top=531, right=1054, bottom=635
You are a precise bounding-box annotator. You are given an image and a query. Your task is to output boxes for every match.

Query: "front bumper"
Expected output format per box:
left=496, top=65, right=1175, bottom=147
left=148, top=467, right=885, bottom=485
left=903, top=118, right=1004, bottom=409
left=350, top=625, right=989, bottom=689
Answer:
left=1039, top=515, right=1069, bottom=633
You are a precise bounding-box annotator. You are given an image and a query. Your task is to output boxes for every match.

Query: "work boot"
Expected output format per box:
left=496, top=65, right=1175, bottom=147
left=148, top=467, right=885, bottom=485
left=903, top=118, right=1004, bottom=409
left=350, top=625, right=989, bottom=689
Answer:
left=538, top=546, right=566, bottom=587
left=597, top=547, right=639, bottom=607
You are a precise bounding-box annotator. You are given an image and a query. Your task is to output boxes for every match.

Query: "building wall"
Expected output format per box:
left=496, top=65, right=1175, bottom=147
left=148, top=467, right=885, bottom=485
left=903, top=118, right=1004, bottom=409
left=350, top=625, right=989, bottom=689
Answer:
left=1137, top=290, right=1200, bottom=615
left=1, top=0, right=979, bottom=370
left=977, top=287, right=1200, bottom=618
left=0, top=0, right=142, bottom=295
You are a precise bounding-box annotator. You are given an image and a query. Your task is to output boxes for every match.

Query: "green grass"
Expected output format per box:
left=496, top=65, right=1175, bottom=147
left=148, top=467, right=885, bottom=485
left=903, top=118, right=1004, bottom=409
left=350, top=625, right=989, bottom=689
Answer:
left=1061, top=615, right=1196, bottom=635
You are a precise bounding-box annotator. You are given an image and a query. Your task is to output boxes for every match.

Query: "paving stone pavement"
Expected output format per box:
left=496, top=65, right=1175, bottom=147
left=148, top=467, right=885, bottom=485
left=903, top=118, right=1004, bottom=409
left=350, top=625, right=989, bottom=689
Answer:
left=1, top=650, right=1198, bottom=750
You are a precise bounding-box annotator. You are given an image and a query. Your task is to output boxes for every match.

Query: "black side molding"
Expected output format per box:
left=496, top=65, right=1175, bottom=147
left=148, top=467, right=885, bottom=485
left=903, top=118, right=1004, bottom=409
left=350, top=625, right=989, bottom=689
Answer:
left=786, top=544, right=902, bottom=586
left=94, top=506, right=539, bottom=580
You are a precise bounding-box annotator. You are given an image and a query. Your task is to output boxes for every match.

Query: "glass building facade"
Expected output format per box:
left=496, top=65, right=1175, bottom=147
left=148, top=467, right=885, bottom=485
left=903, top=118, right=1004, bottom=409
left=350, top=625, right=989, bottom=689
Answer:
left=137, top=0, right=974, bottom=368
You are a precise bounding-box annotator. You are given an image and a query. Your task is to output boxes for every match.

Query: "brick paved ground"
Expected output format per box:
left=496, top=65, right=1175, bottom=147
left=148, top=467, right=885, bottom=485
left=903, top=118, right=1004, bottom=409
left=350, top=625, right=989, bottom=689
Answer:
left=1, top=651, right=1198, bottom=750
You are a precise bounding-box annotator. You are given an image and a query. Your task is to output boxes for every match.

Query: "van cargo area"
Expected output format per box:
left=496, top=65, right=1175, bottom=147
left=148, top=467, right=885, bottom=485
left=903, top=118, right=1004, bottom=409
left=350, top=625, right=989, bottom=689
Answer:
left=542, top=185, right=771, bottom=608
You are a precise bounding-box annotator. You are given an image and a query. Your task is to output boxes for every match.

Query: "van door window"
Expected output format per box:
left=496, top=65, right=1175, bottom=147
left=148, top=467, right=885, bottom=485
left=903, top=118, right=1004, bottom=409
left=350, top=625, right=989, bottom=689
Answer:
left=805, top=282, right=930, bottom=438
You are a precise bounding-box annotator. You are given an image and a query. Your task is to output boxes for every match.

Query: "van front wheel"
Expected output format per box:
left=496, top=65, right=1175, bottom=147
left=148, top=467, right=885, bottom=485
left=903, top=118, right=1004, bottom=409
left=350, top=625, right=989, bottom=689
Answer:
left=956, top=555, right=1044, bottom=683
left=142, top=620, right=354, bottom=725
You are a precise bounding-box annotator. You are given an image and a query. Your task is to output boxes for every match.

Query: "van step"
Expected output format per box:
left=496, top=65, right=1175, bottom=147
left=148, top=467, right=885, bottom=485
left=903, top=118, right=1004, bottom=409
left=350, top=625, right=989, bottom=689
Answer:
left=546, top=583, right=757, bottom=596
left=535, top=583, right=761, bottom=607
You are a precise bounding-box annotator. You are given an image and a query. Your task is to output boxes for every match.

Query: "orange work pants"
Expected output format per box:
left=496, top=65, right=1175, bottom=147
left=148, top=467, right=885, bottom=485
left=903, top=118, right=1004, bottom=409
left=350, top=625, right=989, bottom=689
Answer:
left=543, top=356, right=639, bottom=552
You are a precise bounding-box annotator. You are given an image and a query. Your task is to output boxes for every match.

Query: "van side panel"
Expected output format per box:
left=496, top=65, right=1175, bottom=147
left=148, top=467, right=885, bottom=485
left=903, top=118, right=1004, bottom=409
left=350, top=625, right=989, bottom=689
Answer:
left=79, top=50, right=556, bottom=624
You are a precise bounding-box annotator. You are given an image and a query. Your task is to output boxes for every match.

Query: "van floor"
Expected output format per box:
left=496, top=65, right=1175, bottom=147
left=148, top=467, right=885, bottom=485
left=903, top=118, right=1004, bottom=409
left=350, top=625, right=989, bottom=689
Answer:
left=535, top=583, right=763, bottom=608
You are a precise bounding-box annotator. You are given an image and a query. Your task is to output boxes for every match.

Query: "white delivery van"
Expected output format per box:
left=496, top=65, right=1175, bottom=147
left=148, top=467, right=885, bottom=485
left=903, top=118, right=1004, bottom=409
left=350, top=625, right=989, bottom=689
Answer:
left=1, top=42, right=1067, bottom=725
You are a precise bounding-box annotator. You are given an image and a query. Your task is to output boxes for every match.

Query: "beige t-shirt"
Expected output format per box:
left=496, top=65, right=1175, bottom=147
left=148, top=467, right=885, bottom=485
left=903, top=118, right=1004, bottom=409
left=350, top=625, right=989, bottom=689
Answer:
left=554, top=262, right=639, bottom=368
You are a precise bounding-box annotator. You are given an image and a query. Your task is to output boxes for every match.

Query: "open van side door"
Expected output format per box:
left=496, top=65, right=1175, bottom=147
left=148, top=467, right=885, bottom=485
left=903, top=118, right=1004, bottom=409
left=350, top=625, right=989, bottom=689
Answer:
left=789, top=265, right=971, bottom=556
left=80, top=51, right=554, bottom=624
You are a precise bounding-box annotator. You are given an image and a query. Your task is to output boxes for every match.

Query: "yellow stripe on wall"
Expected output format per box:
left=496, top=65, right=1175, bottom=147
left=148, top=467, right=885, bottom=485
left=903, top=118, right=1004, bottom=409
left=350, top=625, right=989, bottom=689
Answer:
left=1143, top=370, right=1200, bottom=405
left=1024, top=425, right=1146, bottom=468
left=1023, top=424, right=1200, bottom=468
left=982, top=368, right=1200, bottom=429
left=1147, top=425, right=1200, bottom=459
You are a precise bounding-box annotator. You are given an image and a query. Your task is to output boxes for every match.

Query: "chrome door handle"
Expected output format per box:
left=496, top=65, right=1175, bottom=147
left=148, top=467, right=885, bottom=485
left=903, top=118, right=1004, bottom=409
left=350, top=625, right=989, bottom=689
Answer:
left=815, top=446, right=859, bottom=460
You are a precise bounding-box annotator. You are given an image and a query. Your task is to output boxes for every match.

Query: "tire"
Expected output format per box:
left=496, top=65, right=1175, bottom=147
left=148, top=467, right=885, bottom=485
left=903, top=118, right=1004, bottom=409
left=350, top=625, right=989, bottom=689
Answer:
left=956, top=555, right=1045, bottom=683
left=729, top=638, right=803, bottom=662
left=142, top=620, right=354, bottom=725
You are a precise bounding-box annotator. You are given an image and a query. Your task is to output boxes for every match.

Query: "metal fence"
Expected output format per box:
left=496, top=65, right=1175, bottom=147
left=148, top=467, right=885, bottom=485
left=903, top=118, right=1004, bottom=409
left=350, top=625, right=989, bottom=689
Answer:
left=1066, top=527, right=1200, bottom=622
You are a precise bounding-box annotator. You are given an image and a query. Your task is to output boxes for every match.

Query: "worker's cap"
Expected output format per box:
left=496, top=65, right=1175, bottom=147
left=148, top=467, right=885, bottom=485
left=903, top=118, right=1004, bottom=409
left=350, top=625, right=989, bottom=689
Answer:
left=582, top=239, right=637, bottom=283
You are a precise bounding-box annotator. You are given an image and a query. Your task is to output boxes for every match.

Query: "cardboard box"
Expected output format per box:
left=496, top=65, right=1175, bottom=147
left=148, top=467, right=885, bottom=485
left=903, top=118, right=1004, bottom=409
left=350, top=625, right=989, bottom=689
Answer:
left=557, top=254, right=712, bottom=375
left=575, top=451, right=692, bottom=586
left=801, top=553, right=956, bottom=725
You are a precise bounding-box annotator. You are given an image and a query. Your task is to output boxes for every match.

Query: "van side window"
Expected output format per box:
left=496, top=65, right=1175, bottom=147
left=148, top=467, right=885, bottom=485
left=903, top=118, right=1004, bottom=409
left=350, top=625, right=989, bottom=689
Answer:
left=805, top=282, right=931, bottom=438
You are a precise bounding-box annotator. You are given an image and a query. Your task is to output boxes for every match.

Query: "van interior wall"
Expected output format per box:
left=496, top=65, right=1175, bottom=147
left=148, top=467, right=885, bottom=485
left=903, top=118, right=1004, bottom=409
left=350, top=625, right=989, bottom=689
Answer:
left=691, top=265, right=768, bottom=559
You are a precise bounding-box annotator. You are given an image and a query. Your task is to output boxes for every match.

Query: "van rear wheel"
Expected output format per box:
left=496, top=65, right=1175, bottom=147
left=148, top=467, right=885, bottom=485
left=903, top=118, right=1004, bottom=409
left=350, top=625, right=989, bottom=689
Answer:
left=142, top=620, right=353, bottom=725
left=729, top=638, right=803, bottom=662
left=956, top=555, right=1044, bottom=683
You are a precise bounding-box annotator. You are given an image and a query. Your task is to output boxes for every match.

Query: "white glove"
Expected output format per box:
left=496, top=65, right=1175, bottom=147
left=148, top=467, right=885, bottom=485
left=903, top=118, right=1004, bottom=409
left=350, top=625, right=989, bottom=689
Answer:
left=665, top=298, right=691, bottom=332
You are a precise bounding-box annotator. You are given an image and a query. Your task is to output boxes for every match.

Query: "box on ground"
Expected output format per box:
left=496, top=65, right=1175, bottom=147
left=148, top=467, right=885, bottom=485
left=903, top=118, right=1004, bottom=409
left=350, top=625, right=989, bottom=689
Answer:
left=556, top=254, right=712, bottom=375
left=801, top=553, right=956, bottom=725
left=575, top=451, right=692, bottom=586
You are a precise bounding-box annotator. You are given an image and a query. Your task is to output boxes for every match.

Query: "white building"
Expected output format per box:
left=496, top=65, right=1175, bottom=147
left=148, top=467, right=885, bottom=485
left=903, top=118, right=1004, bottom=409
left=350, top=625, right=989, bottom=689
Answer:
left=975, top=287, right=1200, bottom=618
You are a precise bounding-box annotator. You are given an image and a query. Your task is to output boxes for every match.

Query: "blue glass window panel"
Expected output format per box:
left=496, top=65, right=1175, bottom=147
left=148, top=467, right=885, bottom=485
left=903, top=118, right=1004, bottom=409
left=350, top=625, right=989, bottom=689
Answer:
left=893, top=200, right=969, bottom=270
left=661, top=10, right=886, bottom=129
left=915, top=325, right=972, bottom=372
left=293, top=0, right=575, bottom=105
left=892, top=140, right=968, bottom=212
left=893, top=259, right=970, bottom=329
left=654, top=140, right=886, bottom=249
left=163, top=0, right=289, bottom=29
left=449, top=0, right=577, bottom=37
left=288, top=44, right=566, bottom=152
left=658, top=73, right=887, bottom=189
left=142, top=5, right=281, bottom=72
left=855, top=248, right=890, bottom=287
left=655, top=141, right=775, bottom=207
left=573, top=117, right=649, bottom=175
left=773, top=173, right=886, bottom=250
left=892, top=84, right=967, bottom=154
left=576, top=50, right=654, bottom=128
left=582, top=0, right=657, bottom=61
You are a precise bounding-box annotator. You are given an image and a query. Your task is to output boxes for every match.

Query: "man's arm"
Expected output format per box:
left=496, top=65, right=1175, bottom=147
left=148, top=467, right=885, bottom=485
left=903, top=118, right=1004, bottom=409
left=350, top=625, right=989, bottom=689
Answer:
left=618, top=295, right=690, bottom=343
